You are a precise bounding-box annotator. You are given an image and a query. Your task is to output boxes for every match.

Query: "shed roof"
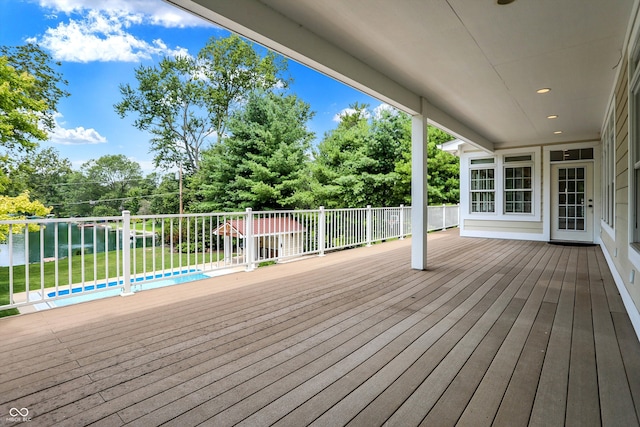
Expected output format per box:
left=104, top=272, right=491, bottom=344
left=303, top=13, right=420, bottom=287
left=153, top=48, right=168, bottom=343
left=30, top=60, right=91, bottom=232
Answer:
left=213, top=217, right=306, bottom=237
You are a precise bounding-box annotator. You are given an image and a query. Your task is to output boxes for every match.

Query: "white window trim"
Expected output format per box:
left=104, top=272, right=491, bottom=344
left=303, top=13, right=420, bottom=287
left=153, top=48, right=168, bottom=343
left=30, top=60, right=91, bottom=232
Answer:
left=600, top=102, right=616, bottom=240
left=462, top=148, right=541, bottom=222
left=469, top=161, right=496, bottom=214
left=629, top=33, right=640, bottom=269
left=503, top=159, right=534, bottom=215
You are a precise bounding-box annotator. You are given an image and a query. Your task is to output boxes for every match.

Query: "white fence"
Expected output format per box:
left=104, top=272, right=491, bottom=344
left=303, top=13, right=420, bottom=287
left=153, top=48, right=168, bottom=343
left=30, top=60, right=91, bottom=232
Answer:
left=0, top=204, right=458, bottom=311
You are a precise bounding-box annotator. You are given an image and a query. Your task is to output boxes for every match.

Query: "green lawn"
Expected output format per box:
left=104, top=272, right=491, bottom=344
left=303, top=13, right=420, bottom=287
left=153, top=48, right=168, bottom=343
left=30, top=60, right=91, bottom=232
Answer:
left=0, top=246, right=225, bottom=317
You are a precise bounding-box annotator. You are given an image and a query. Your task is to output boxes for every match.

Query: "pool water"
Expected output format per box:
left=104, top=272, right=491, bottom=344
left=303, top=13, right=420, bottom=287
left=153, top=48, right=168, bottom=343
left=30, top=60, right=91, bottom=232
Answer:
left=46, top=269, right=201, bottom=298
left=36, top=270, right=223, bottom=310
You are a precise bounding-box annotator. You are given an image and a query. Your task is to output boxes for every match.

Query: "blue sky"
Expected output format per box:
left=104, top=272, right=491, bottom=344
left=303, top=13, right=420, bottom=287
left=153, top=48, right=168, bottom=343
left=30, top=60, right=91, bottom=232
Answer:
left=1, top=0, right=385, bottom=173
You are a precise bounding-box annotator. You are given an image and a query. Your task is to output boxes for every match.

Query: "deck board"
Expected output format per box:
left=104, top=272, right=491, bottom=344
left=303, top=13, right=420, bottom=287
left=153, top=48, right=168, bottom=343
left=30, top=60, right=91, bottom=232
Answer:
left=1, top=230, right=639, bottom=426
left=529, top=246, right=576, bottom=426
left=566, top=248, right=600, bottom=427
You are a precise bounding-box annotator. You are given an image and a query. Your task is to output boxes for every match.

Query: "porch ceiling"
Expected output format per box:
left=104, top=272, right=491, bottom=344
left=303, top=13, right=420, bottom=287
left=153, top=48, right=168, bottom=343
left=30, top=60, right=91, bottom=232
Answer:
left=166, top=0, right=635, bottom=151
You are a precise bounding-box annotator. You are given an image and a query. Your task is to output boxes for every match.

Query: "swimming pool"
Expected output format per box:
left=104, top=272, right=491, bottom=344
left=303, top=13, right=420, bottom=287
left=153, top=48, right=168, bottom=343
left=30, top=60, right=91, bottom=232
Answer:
left=34, top=269, right=231, bottom=310
left=45, top=269, right=201, bottom=298
left=29, top=267, right=244, bottom=311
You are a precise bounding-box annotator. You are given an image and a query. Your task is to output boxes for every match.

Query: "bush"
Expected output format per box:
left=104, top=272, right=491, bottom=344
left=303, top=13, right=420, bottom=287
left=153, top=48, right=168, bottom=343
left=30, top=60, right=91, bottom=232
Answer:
left=175, top=241, right=204, bottom=253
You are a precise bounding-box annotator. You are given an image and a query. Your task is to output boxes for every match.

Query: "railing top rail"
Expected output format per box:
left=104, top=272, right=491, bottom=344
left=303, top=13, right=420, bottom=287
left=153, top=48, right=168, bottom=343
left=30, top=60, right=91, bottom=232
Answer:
left=1, top=206, right=415, bottom=226
left=252, top=209, right=321, bottom=215
left=0, top=216, right=125, bottom=225
left=129, top=211, right=247, bottom=220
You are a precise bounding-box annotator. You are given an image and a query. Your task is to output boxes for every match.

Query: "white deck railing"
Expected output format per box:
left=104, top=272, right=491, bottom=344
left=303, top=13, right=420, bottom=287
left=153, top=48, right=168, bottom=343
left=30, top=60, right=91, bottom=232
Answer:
left=0, top=204, right=458, bottom=310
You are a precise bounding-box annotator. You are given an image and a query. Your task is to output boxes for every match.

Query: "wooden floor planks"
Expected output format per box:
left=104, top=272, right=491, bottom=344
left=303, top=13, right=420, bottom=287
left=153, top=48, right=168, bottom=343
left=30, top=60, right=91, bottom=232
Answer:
left=1, top=230, right=639, bottom=426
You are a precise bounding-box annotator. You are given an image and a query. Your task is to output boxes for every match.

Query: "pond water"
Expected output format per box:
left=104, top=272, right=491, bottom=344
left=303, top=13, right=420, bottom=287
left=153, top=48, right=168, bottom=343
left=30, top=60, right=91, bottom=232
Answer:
left=0, top=223, right=153, bottom=266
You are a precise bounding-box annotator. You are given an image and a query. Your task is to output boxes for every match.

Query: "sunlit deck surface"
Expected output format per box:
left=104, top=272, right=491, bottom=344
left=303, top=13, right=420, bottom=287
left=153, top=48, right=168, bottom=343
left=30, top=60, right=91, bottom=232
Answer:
left=2, top=229, right=640, bottom=426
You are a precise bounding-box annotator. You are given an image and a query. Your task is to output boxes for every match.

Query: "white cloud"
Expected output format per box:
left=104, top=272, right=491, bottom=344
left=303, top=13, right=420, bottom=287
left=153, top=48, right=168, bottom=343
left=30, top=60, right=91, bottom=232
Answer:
left=48, top=113, right=108, bottom=145
left=373, top=103, right=398, bottom=119
left=331, top=103, right=400, bottom=122
left=332, top=107, right=372, bottom=123
left=36, top=0, right=209, bottom=28
left=27, top=9, right=190, bottom=62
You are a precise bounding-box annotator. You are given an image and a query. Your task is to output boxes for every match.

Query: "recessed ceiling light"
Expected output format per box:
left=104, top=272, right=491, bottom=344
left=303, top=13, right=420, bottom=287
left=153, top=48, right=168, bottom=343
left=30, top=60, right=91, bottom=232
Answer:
left=537, top=88, right=551, bottom=94
left=497, top=0, right=516, bottom=4
left=547, top=115, right=558, bottom=119
left=554, top=131, right=563, bottom=134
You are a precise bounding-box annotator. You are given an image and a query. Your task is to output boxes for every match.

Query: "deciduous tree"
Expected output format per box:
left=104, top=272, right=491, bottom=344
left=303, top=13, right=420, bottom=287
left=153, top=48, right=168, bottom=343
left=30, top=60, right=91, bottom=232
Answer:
left=6, top=148, right=73, bottom=215
left=0, top=191, right=51, bottom=242
left=114, top=35, right=288, bottom=173
left=0, top=44, right=69, bottom=191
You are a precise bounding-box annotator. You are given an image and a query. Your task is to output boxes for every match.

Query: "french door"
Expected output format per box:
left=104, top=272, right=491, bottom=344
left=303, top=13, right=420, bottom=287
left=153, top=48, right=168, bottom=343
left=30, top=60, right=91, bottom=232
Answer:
left=551, top=163, right=593, bottom=242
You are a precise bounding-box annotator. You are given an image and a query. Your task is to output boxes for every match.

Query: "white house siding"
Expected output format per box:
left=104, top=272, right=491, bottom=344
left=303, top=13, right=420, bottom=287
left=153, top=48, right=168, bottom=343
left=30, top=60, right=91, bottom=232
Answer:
left=462, top=220, right=544, bottom=240
left=597, top=46, right=640, bottom=333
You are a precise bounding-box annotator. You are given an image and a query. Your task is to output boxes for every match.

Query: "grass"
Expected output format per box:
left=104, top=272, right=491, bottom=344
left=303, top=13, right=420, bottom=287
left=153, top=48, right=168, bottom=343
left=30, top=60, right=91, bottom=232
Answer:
left=0, top=246, right=225, bottom=318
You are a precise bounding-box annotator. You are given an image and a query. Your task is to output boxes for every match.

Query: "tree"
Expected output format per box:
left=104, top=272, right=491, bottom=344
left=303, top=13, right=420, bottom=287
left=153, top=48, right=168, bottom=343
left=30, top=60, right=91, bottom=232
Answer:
left=61, top=155, right=143, bottom=216
left=114, top=35, right=288, bottom=173
left=395, top=126, right=460, bottom=205
left=149, top=173, right=181, bottom=214
left=5, top=147, right=73, bottom=215
left=305, top=104, right=410, bottom=208
left=193, top=92, right=314, bottom=211
left=305, top=105, right=459, bottom=208
left=0, top=44, right=69, bottom=191
left=0, top=191, right=51, bottom=242
left=83, top=155, right=143, bottom=214
left=308, top=103, right=373, bottom=208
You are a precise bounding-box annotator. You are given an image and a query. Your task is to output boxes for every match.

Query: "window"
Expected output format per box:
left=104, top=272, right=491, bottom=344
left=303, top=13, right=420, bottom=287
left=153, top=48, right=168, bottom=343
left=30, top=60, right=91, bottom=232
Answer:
left=470, top=167, right=495, bottom=213
left=602, top=107, right=615, bottom=228
left=465, top=151, right=539, bottom=221
left=504, top=166, right=532, bottom=213
left=632, top=45, right=640, bottom=243
left=504, top=154, right=533, bottom=214
left=550, top=148, right=594, bottom=161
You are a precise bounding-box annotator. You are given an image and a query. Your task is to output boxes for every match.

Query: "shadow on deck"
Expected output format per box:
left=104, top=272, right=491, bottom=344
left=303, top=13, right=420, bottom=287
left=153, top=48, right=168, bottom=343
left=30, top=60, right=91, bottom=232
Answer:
left=1, top=229, right=639, bottom=426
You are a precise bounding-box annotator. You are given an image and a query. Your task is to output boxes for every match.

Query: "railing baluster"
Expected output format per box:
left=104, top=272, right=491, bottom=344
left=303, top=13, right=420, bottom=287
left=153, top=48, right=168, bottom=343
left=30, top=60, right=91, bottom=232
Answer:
left=8, top=226, right=13, bottom=304
left=38, top=226, right=44, bottom=302
left=24, top=227, right=29, bottom=299
left=245, top=208, right=254, bottom=271
left=104, top=224, right=109, bottom=288
left=54, top=223, right=59, bottom=296
left=122, top=211, right=132, bottom=296
left=93, top=222, right=97, bottom=287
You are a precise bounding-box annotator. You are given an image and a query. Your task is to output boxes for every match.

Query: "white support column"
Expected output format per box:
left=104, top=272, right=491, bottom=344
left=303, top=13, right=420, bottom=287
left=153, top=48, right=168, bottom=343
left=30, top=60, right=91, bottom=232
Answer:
left=411, top=99, right=429, bottom=270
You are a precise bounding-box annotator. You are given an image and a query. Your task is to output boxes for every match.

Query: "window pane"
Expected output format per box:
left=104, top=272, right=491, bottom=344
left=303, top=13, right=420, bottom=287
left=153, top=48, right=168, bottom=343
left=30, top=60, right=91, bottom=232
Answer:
left=504, top=166, right=532, bottom=213
left=580, top=148, right=593, bottom=160
left=471, top=158, right=495, bottom=165
left=550, top=151, right=564, bottom=161
left=471, top=168, right=495, bottom=213
left=505, top=155, right=532, bottom=162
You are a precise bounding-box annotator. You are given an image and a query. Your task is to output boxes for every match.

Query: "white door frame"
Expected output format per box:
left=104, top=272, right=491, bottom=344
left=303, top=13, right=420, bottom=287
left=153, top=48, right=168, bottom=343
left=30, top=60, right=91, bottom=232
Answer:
left=550, top=161, right=594, bottom=243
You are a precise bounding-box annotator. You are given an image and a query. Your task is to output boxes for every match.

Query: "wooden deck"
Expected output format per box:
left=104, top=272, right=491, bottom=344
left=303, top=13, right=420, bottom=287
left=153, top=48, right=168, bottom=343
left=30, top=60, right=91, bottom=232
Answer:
left=1, top=229, right=639, bottom=426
